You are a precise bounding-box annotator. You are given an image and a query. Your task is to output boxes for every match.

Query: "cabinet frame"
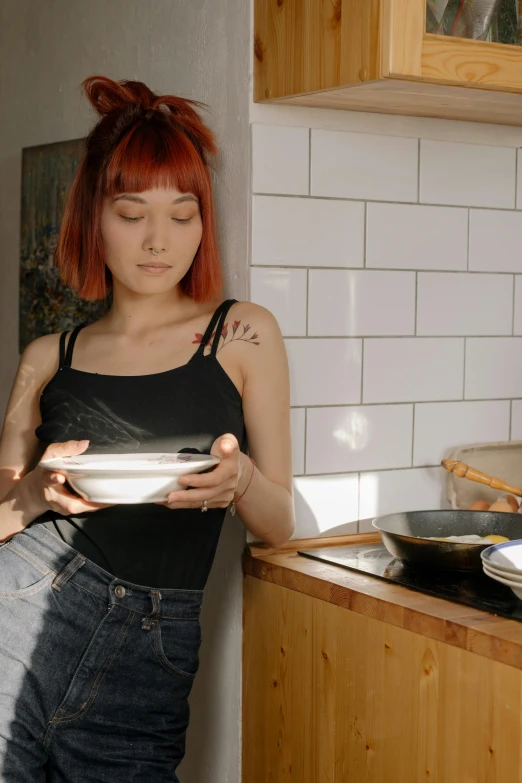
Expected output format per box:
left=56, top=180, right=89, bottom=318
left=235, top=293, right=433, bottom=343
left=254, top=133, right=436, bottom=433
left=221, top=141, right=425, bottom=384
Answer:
left=254, top=0, right=522, bottom=126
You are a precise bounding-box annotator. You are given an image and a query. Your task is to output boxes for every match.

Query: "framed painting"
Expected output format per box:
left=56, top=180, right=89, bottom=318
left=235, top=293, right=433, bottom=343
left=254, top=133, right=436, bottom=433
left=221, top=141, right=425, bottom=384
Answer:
left=19, top=138, right=110, bottom=353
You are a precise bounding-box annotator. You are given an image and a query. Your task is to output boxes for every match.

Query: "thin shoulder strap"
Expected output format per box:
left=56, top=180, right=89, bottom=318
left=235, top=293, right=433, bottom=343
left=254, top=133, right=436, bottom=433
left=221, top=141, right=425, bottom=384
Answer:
left=63, top=323, right=86, bottom=368
left=58, top=331, right=69, bottom=369
left=196, top=299, right=237, bottom=357
left=210, top=299, right=238, bottom=357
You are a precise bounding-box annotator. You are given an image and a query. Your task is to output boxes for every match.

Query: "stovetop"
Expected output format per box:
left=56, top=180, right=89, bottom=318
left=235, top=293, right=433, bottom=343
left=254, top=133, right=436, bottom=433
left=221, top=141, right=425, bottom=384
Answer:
left=297, top=544, right=522, bottom=622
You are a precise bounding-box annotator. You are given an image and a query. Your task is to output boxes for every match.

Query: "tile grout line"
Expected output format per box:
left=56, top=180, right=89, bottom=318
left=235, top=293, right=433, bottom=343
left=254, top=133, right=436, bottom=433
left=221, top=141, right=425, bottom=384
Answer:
left=251, top=192, right=515, bottom=212
left=252, top=265, right=518, bottom=276
left=287, top=398, right=513, bottom=409
left=512, top=275, right=516, bottom=336
left=510, top=398, right=513, bottom=440
left=282, top=334, right=517, bottom=340
left=294, top=464, right=463, bottom=478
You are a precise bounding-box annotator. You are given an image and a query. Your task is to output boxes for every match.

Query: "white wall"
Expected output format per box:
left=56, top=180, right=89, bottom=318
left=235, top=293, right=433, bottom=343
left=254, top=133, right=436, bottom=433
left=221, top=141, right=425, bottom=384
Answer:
left=0, top=2, right=249, bottom=781
left=249, top=104, right=522, bottom=540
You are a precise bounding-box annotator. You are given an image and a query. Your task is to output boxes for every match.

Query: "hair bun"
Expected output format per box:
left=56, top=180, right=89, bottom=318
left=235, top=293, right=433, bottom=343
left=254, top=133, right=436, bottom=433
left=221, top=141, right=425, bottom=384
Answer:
left=82, top=76, right=156, bottom=116
left=82, top=76, right=216, bottom=157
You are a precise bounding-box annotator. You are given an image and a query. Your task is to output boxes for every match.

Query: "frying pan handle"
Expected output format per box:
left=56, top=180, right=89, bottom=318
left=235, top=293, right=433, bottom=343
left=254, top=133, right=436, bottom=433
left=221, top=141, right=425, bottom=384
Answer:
left=441, top=459, right=522, bottom=497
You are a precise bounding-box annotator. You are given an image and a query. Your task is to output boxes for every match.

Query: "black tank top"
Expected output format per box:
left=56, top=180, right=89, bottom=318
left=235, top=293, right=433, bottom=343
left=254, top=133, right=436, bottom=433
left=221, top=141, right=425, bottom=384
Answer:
left=33, top=299, right=245, bottom=590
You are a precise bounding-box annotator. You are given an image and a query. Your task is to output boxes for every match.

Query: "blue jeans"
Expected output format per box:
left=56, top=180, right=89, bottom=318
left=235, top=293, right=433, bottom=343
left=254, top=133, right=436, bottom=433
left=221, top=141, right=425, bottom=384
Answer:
left=0, top=524, right=203, bottom=782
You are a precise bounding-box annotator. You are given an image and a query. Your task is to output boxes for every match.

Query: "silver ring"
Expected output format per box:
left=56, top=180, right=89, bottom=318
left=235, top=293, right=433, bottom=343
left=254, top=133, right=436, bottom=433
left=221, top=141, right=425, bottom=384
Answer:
left=151, top=249, right=160, bottom=256
left=201, top=500, right=208, bottom=513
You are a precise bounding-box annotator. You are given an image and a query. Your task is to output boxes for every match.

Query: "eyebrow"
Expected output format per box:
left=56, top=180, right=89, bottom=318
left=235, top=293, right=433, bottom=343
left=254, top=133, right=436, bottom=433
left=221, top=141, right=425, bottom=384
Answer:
left=112, top=194, right=198, bottom=205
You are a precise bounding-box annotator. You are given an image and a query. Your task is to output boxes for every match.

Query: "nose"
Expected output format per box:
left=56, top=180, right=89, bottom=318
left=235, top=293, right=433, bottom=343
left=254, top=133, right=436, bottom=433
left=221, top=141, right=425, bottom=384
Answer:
left=142, top=219, right=169, bottom=255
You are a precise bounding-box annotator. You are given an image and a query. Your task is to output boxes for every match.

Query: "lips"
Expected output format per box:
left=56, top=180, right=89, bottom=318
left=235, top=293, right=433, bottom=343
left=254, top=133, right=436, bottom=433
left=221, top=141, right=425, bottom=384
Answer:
left=138, top=263, right=171, bottom=269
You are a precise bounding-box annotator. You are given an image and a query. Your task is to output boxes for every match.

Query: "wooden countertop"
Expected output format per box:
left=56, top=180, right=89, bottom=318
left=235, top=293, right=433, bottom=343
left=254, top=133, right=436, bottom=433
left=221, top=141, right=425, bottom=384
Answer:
left=243, top=532, right=522, bottom=670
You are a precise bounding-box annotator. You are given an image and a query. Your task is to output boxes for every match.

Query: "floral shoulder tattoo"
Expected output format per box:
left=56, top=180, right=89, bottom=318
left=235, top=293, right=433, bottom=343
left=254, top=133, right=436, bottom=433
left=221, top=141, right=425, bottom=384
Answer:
left=192, top=320, right=260, bottom=354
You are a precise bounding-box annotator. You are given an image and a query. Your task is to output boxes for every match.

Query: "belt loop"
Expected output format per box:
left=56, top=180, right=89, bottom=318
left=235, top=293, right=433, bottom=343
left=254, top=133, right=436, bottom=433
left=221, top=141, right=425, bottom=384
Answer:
left=52, top=554, right=86, bottom=592
left=141, top=590, right=162, bottom=631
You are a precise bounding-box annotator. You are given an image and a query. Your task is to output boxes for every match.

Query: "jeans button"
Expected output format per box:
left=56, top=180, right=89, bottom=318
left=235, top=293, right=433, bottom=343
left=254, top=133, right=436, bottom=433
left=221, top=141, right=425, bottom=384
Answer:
left=114, top=585, right=126, bottom=598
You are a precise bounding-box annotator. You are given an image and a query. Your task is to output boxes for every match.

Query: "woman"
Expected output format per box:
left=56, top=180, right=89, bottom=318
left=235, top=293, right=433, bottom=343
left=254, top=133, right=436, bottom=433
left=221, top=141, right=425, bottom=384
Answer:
left=0, top=76, right=294, bottom=781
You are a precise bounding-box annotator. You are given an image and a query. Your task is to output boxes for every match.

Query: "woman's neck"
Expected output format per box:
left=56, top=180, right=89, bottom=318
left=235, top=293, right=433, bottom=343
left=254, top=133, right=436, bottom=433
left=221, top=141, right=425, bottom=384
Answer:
left=99, top=283, right=203, bottom=335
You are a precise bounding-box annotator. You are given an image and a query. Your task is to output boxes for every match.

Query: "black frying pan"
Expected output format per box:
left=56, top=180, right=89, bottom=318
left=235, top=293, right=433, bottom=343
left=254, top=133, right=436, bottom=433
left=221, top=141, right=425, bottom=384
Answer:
left=372, top=509, right=522, bottom=571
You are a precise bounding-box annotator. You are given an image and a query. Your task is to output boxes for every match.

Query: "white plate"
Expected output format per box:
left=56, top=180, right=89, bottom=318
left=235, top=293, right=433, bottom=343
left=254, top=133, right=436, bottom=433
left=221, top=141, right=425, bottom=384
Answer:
left=481, top=540, right=522, bottom=577
left=39, top=452, right=220, bottom=504
left=483, top=563, right=522, bottom=584
left=482, top=565, right=522, bottom=600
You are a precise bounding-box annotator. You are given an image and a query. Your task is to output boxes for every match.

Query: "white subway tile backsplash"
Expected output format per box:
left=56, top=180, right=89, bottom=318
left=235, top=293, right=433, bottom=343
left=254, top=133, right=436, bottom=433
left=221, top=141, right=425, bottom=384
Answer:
left=250, top=122, right=522, bottom=538
left=417, top=273, right=513, bottom=336
left=308, top=270, right=415, bottom=336
left=366, top=203, right=467, bottom=271
left=511, top=400, right=522, bottom=440
left=306, top=404, right=413, bottom=474
left=413, top=400, right=511, bottom=466
left=363, top=338, right=464, bottom=403
left=420, top=140, right=515, bottom=208
left=250, top=267, right=307, bottom=336
left=465, top=338, right=522, bottom=399
left=514, top=276, right=522, bottom=335
left=293, top=474, right=359, bottom=537
left=359, top=467, right=447, bottom=519
left=311, top=129, right=418, bottom=202
left=290, top=408, right=305, bottom=475
left=286, top=339, right=362, bottom=406
left=469, top=210, right=522, bottom=273
left=252, top=196, right=364, bottom=268
left=251, top=124, right=309, bottom=195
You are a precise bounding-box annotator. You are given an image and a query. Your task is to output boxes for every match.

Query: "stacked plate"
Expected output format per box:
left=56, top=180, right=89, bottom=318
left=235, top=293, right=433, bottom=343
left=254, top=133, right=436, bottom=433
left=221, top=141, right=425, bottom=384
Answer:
left=481, top=541, right=522, bottom=600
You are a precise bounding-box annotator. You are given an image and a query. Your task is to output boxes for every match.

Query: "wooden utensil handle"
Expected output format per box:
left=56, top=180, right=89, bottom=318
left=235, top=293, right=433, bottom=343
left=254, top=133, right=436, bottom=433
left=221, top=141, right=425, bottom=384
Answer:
left=441, top=459, right=522, bottom=497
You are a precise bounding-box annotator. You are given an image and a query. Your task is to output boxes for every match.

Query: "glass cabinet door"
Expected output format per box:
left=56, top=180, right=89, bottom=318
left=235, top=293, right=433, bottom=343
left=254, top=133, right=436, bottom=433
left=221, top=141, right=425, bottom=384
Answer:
left=426, top=0, right=521, bottom=46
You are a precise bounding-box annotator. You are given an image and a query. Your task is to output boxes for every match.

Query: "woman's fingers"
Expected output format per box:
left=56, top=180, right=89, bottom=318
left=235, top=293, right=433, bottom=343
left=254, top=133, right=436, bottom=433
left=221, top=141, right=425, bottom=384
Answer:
left=41, top=439, right=90, bottom=461
left=210, top=433, right=239, bottom=461
left=44, top=483, right=111, bottom=515
left=166, top=485, right=234, bottom=505
left=158, top=495, right=232, bottom=510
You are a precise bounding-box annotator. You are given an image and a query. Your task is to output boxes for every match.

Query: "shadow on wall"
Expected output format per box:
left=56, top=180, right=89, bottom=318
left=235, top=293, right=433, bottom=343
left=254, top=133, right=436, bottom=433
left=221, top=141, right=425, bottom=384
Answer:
left=179, top=515, right=244, bottom=782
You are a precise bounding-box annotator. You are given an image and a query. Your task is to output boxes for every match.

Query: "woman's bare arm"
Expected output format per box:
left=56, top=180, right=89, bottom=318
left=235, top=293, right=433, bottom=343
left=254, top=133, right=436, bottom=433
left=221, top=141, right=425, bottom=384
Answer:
left=229, top=303, right=295, bottom=547
left=0, top=335, right=59, bottom=501
left=0, top=335, right=109, bottom=541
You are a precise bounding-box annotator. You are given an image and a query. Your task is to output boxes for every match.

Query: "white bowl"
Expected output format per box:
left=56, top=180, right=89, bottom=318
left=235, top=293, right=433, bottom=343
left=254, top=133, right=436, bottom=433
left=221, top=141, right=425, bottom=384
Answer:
left=482, top=565, right=522, bottom=600
left=481, top=540, right=522, bottom=577
left=39, top=452, right=220, bottom=504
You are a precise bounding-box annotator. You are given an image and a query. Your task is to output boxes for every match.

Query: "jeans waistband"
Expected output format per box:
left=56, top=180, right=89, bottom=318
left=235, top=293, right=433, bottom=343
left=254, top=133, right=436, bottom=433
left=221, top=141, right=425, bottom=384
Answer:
left=11, top=524, right=203, bottom=620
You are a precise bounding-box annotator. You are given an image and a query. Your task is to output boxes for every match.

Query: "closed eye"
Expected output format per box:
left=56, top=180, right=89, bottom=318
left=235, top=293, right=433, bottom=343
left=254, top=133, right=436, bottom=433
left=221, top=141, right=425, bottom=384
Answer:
left=118, top=216, right=192, bottom=224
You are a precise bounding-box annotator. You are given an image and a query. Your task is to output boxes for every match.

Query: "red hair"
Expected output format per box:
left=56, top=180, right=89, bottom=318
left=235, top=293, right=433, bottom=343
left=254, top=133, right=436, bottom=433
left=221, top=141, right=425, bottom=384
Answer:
left=55, top=76, right=223, bottom=301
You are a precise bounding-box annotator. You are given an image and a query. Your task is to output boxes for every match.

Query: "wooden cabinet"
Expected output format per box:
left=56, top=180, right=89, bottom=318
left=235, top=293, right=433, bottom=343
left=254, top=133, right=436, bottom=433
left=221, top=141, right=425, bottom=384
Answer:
left=254, top=0, right=522, bottom=125
left=243, top=537, right=522, bottom=782
left=243, top=576, right=522, bottom=782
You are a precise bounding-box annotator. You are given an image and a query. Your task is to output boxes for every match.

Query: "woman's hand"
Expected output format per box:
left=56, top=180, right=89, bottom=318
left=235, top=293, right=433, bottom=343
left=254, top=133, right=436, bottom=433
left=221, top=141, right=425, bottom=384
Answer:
left=21, top=440, right=114, bottom=518
left=158, top=434, right=246, bottom=510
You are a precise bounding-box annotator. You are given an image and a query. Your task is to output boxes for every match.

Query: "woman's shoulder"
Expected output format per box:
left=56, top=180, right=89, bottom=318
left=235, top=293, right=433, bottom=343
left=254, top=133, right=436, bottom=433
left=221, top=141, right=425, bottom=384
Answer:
left=227, top=300, right=282, bottom=341
left=18, top=332, right=63, bottom=391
